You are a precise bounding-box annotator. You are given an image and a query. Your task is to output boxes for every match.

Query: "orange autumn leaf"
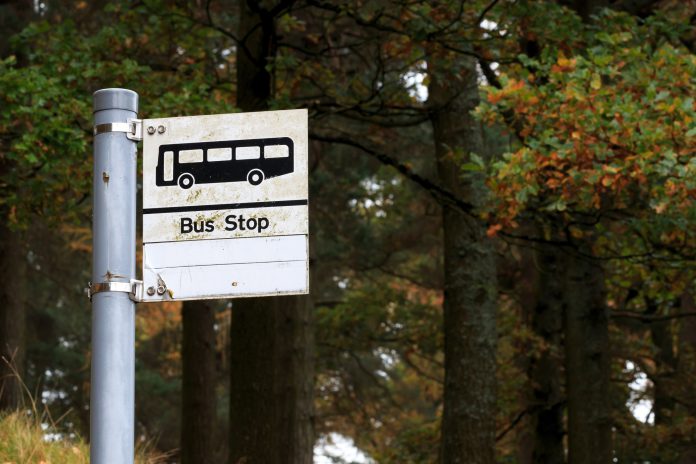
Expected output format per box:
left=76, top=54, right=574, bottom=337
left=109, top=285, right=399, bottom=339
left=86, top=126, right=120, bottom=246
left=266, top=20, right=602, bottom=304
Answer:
left=487, top=223, right=503, bottom=237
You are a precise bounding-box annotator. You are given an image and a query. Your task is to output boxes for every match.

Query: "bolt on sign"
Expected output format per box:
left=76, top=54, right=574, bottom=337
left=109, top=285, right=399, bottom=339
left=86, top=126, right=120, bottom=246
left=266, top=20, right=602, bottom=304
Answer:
left=141, top=109, right=309, bottom=301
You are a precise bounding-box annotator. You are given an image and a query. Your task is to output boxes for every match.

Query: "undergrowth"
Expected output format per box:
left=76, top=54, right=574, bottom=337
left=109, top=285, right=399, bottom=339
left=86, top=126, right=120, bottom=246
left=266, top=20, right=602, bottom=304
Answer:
left=0, top=410, right=169, bottom=463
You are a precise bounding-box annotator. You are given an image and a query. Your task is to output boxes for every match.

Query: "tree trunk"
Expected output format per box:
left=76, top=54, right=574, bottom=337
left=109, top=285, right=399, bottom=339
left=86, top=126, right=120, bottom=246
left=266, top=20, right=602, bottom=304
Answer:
left=181, top=300, right=217, bottom=464
left=559, top=2, right=612, bottom=461
left=0, top=222, right=27, bottom=411
left=0, top=0, right=33, bottom=415
left=564, top=246, right=611, bottom=464
left=429, top=53, right=497, bottom=464
left=229, top=1, right=314, bottom=463
left=530, top=254, right=565, bottom=464
left=677, top=292, right=696, bottom=464
left=235, top=0, right=277, bottom=113
left=0, top=0, right=34, bottom=58
left=524, top=241, right=566, bottom=464
left=229, top=296, right=314, bottom=464
left=646, top=298, right=677, bottom=426
left=560, top=0, right=608, bottom=20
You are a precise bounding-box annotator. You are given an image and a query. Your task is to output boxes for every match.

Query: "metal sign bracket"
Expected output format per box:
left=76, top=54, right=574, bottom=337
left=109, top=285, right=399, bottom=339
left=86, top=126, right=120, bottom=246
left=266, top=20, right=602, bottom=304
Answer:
left=86, top=279, right=144, bottom=303
left=93, top=118, right=143, bottom=141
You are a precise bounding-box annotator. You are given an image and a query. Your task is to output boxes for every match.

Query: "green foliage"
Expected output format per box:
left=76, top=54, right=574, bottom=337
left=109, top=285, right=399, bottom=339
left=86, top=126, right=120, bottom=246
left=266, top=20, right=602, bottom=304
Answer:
left=479, top=11, right=695, bottom=231
left=316, top=279, right=442, bottom=463
left=478, top=5, right=696, bottom=460
left=0, top=2, right=235, bottom=227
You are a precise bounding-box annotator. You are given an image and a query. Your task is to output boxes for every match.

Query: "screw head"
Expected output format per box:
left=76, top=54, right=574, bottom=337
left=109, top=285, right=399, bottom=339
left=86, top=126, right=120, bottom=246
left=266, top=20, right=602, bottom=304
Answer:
left=147, top=126, right=156, bottom=135
left=157, top=125, right=166, bottom=134
left=156, top=285, right=166, bottom=295
left=146, top=286, right=155, bottom=296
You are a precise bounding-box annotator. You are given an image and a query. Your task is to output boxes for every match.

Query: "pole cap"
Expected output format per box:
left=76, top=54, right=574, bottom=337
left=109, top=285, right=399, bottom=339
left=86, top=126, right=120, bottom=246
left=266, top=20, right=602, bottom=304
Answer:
left=93, top=88, right=139, bottom=113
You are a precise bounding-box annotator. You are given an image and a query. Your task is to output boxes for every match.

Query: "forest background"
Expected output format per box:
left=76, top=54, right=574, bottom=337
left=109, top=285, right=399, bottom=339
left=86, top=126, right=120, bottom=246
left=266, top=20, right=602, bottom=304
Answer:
left=0, top=0, right=695, bottom=463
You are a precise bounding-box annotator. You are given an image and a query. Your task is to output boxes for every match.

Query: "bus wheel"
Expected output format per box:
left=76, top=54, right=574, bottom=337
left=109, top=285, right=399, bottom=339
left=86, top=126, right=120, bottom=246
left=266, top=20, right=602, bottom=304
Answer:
left=178, top=173, right=195, bottom=189
left=247, top=169, right=264, bottom=186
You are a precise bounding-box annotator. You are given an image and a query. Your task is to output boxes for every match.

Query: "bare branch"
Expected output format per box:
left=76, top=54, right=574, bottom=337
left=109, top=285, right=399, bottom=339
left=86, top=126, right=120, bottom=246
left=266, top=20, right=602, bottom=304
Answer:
left=611, top=311, right=696, bottom=322
left=310, top=132, right=476, bottom=218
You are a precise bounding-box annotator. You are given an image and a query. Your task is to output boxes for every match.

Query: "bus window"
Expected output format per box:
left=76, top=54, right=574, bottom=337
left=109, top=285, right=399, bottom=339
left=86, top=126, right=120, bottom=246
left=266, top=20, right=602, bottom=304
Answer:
left=264, top=144, right=289, bottom=158
left=207, top=147, right=232, bottom=162
left=179, top=149, right=203, bottom=163
left=163, top=151, right=174, bottom=181
left=236, top=146, right=260, bottom=160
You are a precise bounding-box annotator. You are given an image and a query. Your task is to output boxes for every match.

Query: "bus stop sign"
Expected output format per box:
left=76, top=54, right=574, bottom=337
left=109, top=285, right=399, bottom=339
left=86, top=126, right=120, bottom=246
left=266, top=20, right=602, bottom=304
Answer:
left=141, top=109, right=309, bottom=301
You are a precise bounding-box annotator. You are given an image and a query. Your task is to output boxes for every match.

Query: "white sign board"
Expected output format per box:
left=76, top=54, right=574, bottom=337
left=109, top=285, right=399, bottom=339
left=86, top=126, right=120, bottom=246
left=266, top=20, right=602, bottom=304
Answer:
left=141, top=109, right=309, bottom=301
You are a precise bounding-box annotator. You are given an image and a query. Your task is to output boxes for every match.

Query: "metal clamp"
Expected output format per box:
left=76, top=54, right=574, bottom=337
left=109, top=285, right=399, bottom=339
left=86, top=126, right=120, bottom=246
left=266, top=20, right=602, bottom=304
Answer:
left=86, top=279, right=144, bottom=302
left=93, top=118, right=142, bottom=141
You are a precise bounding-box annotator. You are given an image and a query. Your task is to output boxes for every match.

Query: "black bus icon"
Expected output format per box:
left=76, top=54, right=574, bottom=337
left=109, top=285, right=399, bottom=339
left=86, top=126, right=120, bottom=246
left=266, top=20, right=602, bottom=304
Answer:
left=156, top=137, right=294, bottom=189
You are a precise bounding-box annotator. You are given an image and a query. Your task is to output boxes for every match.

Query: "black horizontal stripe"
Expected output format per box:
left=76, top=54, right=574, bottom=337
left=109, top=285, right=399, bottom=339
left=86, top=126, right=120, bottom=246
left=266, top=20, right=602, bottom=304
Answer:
left=143, top=199, right=308, bottom=215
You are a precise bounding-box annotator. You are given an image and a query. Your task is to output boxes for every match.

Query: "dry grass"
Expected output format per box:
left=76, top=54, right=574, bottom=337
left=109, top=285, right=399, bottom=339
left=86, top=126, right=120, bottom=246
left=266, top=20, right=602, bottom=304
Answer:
left=0, top=410, right=171, bottom=463
left=0, top=411, right=89, bottom=463
left=0, top=361, right=171, bottom=464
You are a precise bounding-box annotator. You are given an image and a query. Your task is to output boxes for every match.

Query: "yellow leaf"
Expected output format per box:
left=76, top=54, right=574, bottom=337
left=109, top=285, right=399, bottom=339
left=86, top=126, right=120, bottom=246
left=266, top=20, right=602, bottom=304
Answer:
left=653, top=202, right=668, bottom=214
left=591, top=73, right=602, bottom=90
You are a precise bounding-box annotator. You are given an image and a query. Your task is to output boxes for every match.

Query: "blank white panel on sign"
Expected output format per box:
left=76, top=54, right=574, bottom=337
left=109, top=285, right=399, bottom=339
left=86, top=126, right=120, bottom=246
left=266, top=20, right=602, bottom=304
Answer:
left=144, top=235, right=307, bottom=269
left=142, top=260, right=308, bottom=301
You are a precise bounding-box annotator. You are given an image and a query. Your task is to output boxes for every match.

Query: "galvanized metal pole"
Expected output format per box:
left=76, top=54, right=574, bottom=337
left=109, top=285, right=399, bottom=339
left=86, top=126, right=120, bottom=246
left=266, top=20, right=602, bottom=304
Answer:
left=91, top=88, right=138, bottom=464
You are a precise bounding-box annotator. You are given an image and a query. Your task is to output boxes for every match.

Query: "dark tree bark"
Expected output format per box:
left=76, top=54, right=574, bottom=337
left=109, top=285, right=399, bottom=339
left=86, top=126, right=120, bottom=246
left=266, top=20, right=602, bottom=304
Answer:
left=228, top=2, right=314, bottom=463
left=0, top=222, right=26, bottom=412
left=428, top=52, right=497, bottom=464
left=0, top=0, right=33, bottom=415
left=518, top=240, right=566, bottom=464
left=678, top=293, right=696, bottom=464
left=235, top=0, right=281, bottom=112
left=564, top=245, right=611, bottom=464
left=0, top=0, right=34, bottom=58
left=558, top=2, right=612, bottom=462
left=559, top=0, right=607, bottom=20
left=181, top=300, right=217, bottom=464
left=646, top=298, right=677, bottom=426
left=229, top=296, right=314, bottom=464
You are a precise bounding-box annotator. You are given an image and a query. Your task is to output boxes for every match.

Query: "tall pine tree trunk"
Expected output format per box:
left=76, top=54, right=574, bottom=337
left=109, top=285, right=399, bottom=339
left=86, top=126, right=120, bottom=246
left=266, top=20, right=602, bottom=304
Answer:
left=0, top=0, right=33, bottom=415
left=0, top=222, right=26, bottom=411
left=0, top=109, right=26, bottom=412
left=564, top=245, right=611, bottom=464
left=429, top=52, right=497, bottom=464
left=229, top=2, right=314, bottom=463
left=530, top=255, right=565, bottom=463
left=647, top=298, right=677, bottom=426
left=229, top=296, right=314, bottom=463
left=181, top=300, right=217, bottom=464
left=677, top=293, right=696, bottom=463
left=517, top=239, right=565, bottom=464
left=560, top=3, right=612, bottom=462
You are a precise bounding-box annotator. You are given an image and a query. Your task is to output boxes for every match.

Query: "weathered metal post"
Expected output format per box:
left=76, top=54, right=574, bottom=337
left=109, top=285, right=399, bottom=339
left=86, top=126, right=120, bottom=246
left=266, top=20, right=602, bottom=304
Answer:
left=90, top=88, right=139, bottom=464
